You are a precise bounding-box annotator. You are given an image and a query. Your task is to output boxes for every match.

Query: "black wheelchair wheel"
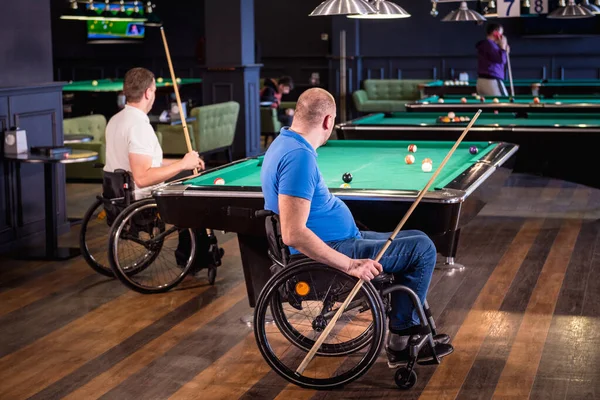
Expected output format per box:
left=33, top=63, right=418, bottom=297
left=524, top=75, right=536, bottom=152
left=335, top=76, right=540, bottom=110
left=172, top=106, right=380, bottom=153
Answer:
left=254, top=261, right=386, bottom=389
left=80, top=198, right=114, bottom=277
left=108, top=199, right=195, bottom=294
left=270, top=258, right=375, bottom=357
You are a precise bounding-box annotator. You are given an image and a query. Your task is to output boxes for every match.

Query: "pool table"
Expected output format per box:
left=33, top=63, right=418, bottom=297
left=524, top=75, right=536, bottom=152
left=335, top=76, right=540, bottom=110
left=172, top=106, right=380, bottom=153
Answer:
left=336, top=112, right=600, bottom=188
left=62, top=78, right=202, bottom=118
left=153, top=140, right=518, bottom=306
left=406, top=94, right=600, bottom=113
left=421, top=79, right=600, bottom=97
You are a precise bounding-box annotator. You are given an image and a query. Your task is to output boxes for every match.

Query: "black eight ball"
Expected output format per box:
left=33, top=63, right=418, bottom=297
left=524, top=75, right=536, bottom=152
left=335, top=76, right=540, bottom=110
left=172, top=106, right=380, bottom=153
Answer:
left=342, top=172, right=353, bottom=183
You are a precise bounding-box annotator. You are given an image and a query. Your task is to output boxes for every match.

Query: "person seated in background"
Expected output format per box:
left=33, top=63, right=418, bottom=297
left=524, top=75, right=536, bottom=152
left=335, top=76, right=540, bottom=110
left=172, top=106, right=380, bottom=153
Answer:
left=260, top=76, right=295, bottom=127
left=103, top=67, right=215, bottom=273
left=260, top=87, right=454, bottom=367
left=476, top=23, right=510, bottom=97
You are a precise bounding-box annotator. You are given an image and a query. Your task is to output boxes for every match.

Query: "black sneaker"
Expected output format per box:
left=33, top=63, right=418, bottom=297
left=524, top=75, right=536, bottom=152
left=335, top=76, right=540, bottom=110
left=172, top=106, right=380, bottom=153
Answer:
left=386, top=337, right=454, bottom=368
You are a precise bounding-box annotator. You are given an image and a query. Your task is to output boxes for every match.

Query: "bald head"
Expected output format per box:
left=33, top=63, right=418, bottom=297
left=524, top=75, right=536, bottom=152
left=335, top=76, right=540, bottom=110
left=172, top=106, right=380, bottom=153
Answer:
left=293, top=88, right=336, bottom=128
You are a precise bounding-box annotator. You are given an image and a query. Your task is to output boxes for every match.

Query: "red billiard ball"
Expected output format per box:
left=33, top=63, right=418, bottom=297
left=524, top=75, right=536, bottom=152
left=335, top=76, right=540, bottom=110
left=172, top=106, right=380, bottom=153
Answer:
left=214, top=177, right=225, bottom=185
left=533, top=97, right=540, bottom=104
left=480, top=96, right=486, bottom=103
left=461, top=97, right=467, bottom=103
left=408, top=144, right=417, bottom=153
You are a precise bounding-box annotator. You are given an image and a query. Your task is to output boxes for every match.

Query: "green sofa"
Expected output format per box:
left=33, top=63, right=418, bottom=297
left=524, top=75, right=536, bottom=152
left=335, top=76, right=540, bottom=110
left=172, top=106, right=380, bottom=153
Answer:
left=63, top=115, right=107, bottom=181
left=352, top=79, right=428, bottom=113
left=64, top=114, right=163, bottom=181
left=156, top=101, right=240, bottom=160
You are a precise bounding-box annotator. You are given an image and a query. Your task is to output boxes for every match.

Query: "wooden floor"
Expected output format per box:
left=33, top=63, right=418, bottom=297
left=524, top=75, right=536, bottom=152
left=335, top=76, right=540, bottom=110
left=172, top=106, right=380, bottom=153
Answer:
left=1, top=173, right=599, bottom=399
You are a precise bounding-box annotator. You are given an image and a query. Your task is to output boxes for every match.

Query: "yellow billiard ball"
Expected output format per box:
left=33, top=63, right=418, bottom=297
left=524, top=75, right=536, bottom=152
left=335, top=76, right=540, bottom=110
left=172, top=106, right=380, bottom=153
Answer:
left=176, top=77, right=181, bottom=83
left=157, top=77, right=164, bottom=83
left=92, top=80, right=98, bottom=86
left=340, top=183, right=351, bottom=188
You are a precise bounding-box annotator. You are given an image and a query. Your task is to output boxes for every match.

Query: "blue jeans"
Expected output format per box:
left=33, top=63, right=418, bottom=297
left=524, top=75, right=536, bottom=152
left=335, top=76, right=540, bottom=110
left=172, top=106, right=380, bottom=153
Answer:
left=329, top=230, right=436, bottom=332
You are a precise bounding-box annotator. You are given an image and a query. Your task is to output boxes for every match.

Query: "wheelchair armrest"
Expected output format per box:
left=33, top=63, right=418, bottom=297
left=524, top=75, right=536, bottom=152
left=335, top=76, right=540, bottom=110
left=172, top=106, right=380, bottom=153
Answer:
left=255, top=210, right=275, bottom=218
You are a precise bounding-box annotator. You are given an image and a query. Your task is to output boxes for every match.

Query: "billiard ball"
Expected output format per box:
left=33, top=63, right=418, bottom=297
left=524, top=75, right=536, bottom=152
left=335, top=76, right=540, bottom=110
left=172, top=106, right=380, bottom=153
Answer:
left=422, top=162, right=432, bottom=172
left=480, top=97, right=486, bottom=103
left=441, top=116, right=451, bottom=123
left=475, top=95, right=481, bottom=100
left=408, top=144, right=417, bottom=153
left=448, top=112, right=456, bottom=119
left=342, top=172, right=353, bottom=183
left=422, top=157, right=432, bottom=165
left=493, top=98, right=499, bottom=103
left=533, top=97, right=540, bottom=104
left=176, top=77, right=182, bottom=83
left=438, top=98, right=445, bottom=103
left=469, top=146, right=478, bottom=155
left=405, top=154, right=415, bottom=164
left=340, top=183, right=351, bottom=188
left=461, top=97, right=467, bottom=103
left=157, top=77, right=164, bottom=83
left=92, top=80, right=98, bottom=86
left=214, top=177, right=225, bottom=185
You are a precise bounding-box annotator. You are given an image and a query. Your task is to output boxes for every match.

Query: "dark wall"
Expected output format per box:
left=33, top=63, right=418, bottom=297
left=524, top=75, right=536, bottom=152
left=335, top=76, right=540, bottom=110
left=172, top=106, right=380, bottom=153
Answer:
left=329, top=1, right=600, bottom=87
left=0, top=0, right=54, bottom=86
left=51, top=0, right=205, bottom=80
left=255, top=0, right=332, bottom=99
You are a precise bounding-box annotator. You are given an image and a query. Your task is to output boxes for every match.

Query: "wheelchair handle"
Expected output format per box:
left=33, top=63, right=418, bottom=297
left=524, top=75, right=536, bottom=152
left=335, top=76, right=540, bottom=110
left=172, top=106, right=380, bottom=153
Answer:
left=255, top=210, right=275, bottom=218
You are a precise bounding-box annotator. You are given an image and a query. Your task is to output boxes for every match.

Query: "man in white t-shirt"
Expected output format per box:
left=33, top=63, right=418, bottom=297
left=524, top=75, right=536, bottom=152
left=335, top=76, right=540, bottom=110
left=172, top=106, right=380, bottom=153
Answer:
left=104, top=67, right=212, bottom=272
left=104, top=67, right=202, bottom=198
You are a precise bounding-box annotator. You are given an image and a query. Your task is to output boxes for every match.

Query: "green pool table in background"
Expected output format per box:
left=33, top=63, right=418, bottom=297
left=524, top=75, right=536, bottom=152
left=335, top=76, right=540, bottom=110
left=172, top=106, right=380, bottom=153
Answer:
left=421, top=79, right=600, bottom=97
left=62, top=78, right=203, bottom=118
left=336, top=112, right=600, bottom=188
left=154, top=139, right=519, bottom=305
left=407, top=94, right=600, bottom=113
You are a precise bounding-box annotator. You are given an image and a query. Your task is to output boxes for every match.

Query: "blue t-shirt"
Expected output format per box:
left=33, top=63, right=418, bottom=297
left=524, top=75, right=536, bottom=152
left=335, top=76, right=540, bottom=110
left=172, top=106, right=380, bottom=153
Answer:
left=261, top=128, right=360, bottom=254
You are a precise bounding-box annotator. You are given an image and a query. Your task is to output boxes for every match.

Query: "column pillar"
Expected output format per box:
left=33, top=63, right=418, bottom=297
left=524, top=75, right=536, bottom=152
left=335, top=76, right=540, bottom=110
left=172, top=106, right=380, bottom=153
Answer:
left=201, top=0, right=261, bottom=159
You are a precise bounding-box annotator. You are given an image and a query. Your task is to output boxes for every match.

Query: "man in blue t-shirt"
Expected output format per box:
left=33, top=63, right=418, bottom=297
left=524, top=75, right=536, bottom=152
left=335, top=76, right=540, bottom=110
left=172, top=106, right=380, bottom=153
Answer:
left=260, top=88, right=453, bottom=367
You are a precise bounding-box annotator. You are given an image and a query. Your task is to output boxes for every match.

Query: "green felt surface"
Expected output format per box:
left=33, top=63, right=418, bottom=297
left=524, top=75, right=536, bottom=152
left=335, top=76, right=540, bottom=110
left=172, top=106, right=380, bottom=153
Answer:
left=354, top=112, right=600, bottom=128
left=63, top=78, right=202, bottom=92
left=424, top=79, right=600, bottom=87
left=183, top=140, right=497, bottom=191
left=419, top=95, right=600, bottom=105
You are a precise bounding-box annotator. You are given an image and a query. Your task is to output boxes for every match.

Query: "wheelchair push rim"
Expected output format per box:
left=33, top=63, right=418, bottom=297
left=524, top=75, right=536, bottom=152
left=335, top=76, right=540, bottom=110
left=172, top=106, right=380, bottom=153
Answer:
left=108, top=199, right=196, bottom=294
left=253, top=262, right=386, bottom=389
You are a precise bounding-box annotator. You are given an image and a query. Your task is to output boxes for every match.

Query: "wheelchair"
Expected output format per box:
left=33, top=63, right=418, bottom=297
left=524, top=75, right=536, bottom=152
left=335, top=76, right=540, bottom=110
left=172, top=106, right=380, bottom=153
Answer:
left=79, top=167, right=224, bottom=294
left=252, top=210, right=451, bottom=390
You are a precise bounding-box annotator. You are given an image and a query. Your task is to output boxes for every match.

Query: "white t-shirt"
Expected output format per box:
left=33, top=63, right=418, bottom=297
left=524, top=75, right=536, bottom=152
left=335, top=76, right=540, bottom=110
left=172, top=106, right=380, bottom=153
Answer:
left=104, top=105, right=163, bottom=199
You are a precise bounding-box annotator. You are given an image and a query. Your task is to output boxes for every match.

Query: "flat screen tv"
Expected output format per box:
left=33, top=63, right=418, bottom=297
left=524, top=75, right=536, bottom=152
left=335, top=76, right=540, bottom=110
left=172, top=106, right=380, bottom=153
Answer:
left=87, top=2, right=145, bottom=43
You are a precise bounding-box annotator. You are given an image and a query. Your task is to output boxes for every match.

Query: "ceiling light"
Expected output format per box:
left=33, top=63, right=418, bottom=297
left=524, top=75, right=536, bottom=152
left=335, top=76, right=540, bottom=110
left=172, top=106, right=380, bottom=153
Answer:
left=348, top=0, right=410, bottom=18
left=309, top=0, right=377, bottom=16
left=548, top=0, right=595, bottom=18
left=442, top=1, right=487, bottom=21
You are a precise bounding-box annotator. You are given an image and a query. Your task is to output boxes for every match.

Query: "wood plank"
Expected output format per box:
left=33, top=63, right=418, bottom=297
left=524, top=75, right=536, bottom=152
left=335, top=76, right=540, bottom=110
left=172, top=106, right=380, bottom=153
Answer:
left=53, top=282, right=247, bottom=400
left=0, top=260, right=96, bottom=317
left=456, top=219, right=561, bottom=400
left=99, top=299, right=252, bottom=399
left=491, top=219, right=581, bottom=399
left=0, top=255, right=239, bottom=400
left=418, top=218, right=544, bottom=400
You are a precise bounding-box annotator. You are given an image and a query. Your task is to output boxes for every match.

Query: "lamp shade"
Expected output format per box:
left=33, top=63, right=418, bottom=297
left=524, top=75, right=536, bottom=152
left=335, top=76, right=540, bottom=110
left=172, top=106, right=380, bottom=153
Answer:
left=580, top=0, right=600, bottom=13
left=310, top=0, right=377, bottom=16
left=442, top=1, right=487, bottom=21
left=348, top=0, right=410, bottom=18
left=548, top=0, right=595, bottom=17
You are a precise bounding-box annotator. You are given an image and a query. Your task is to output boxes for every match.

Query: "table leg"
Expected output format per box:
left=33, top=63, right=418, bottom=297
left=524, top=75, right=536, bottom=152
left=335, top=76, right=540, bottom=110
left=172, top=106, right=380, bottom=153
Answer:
left=19, top=163, right=81, bottom=261
left=435, top=229, right=466, bottom=271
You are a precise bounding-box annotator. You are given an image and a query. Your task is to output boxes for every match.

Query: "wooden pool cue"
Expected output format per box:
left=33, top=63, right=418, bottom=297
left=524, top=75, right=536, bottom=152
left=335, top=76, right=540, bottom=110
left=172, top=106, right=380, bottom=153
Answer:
left=295, top=109, right=484, bottom=375
left=159, top=27, right=197, bottom=176
left=160, top=27, right=213, bottom=238
left=507, top=50, right=515, bottom=99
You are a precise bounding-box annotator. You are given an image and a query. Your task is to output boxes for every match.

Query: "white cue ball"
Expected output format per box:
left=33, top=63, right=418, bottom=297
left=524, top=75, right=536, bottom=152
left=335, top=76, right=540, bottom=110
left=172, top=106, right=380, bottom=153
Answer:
left=448, top=111, right=456, bottom=119
left=422, top=162, right=432, bottom=172
left=438, top=98, right=445, bottom=103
